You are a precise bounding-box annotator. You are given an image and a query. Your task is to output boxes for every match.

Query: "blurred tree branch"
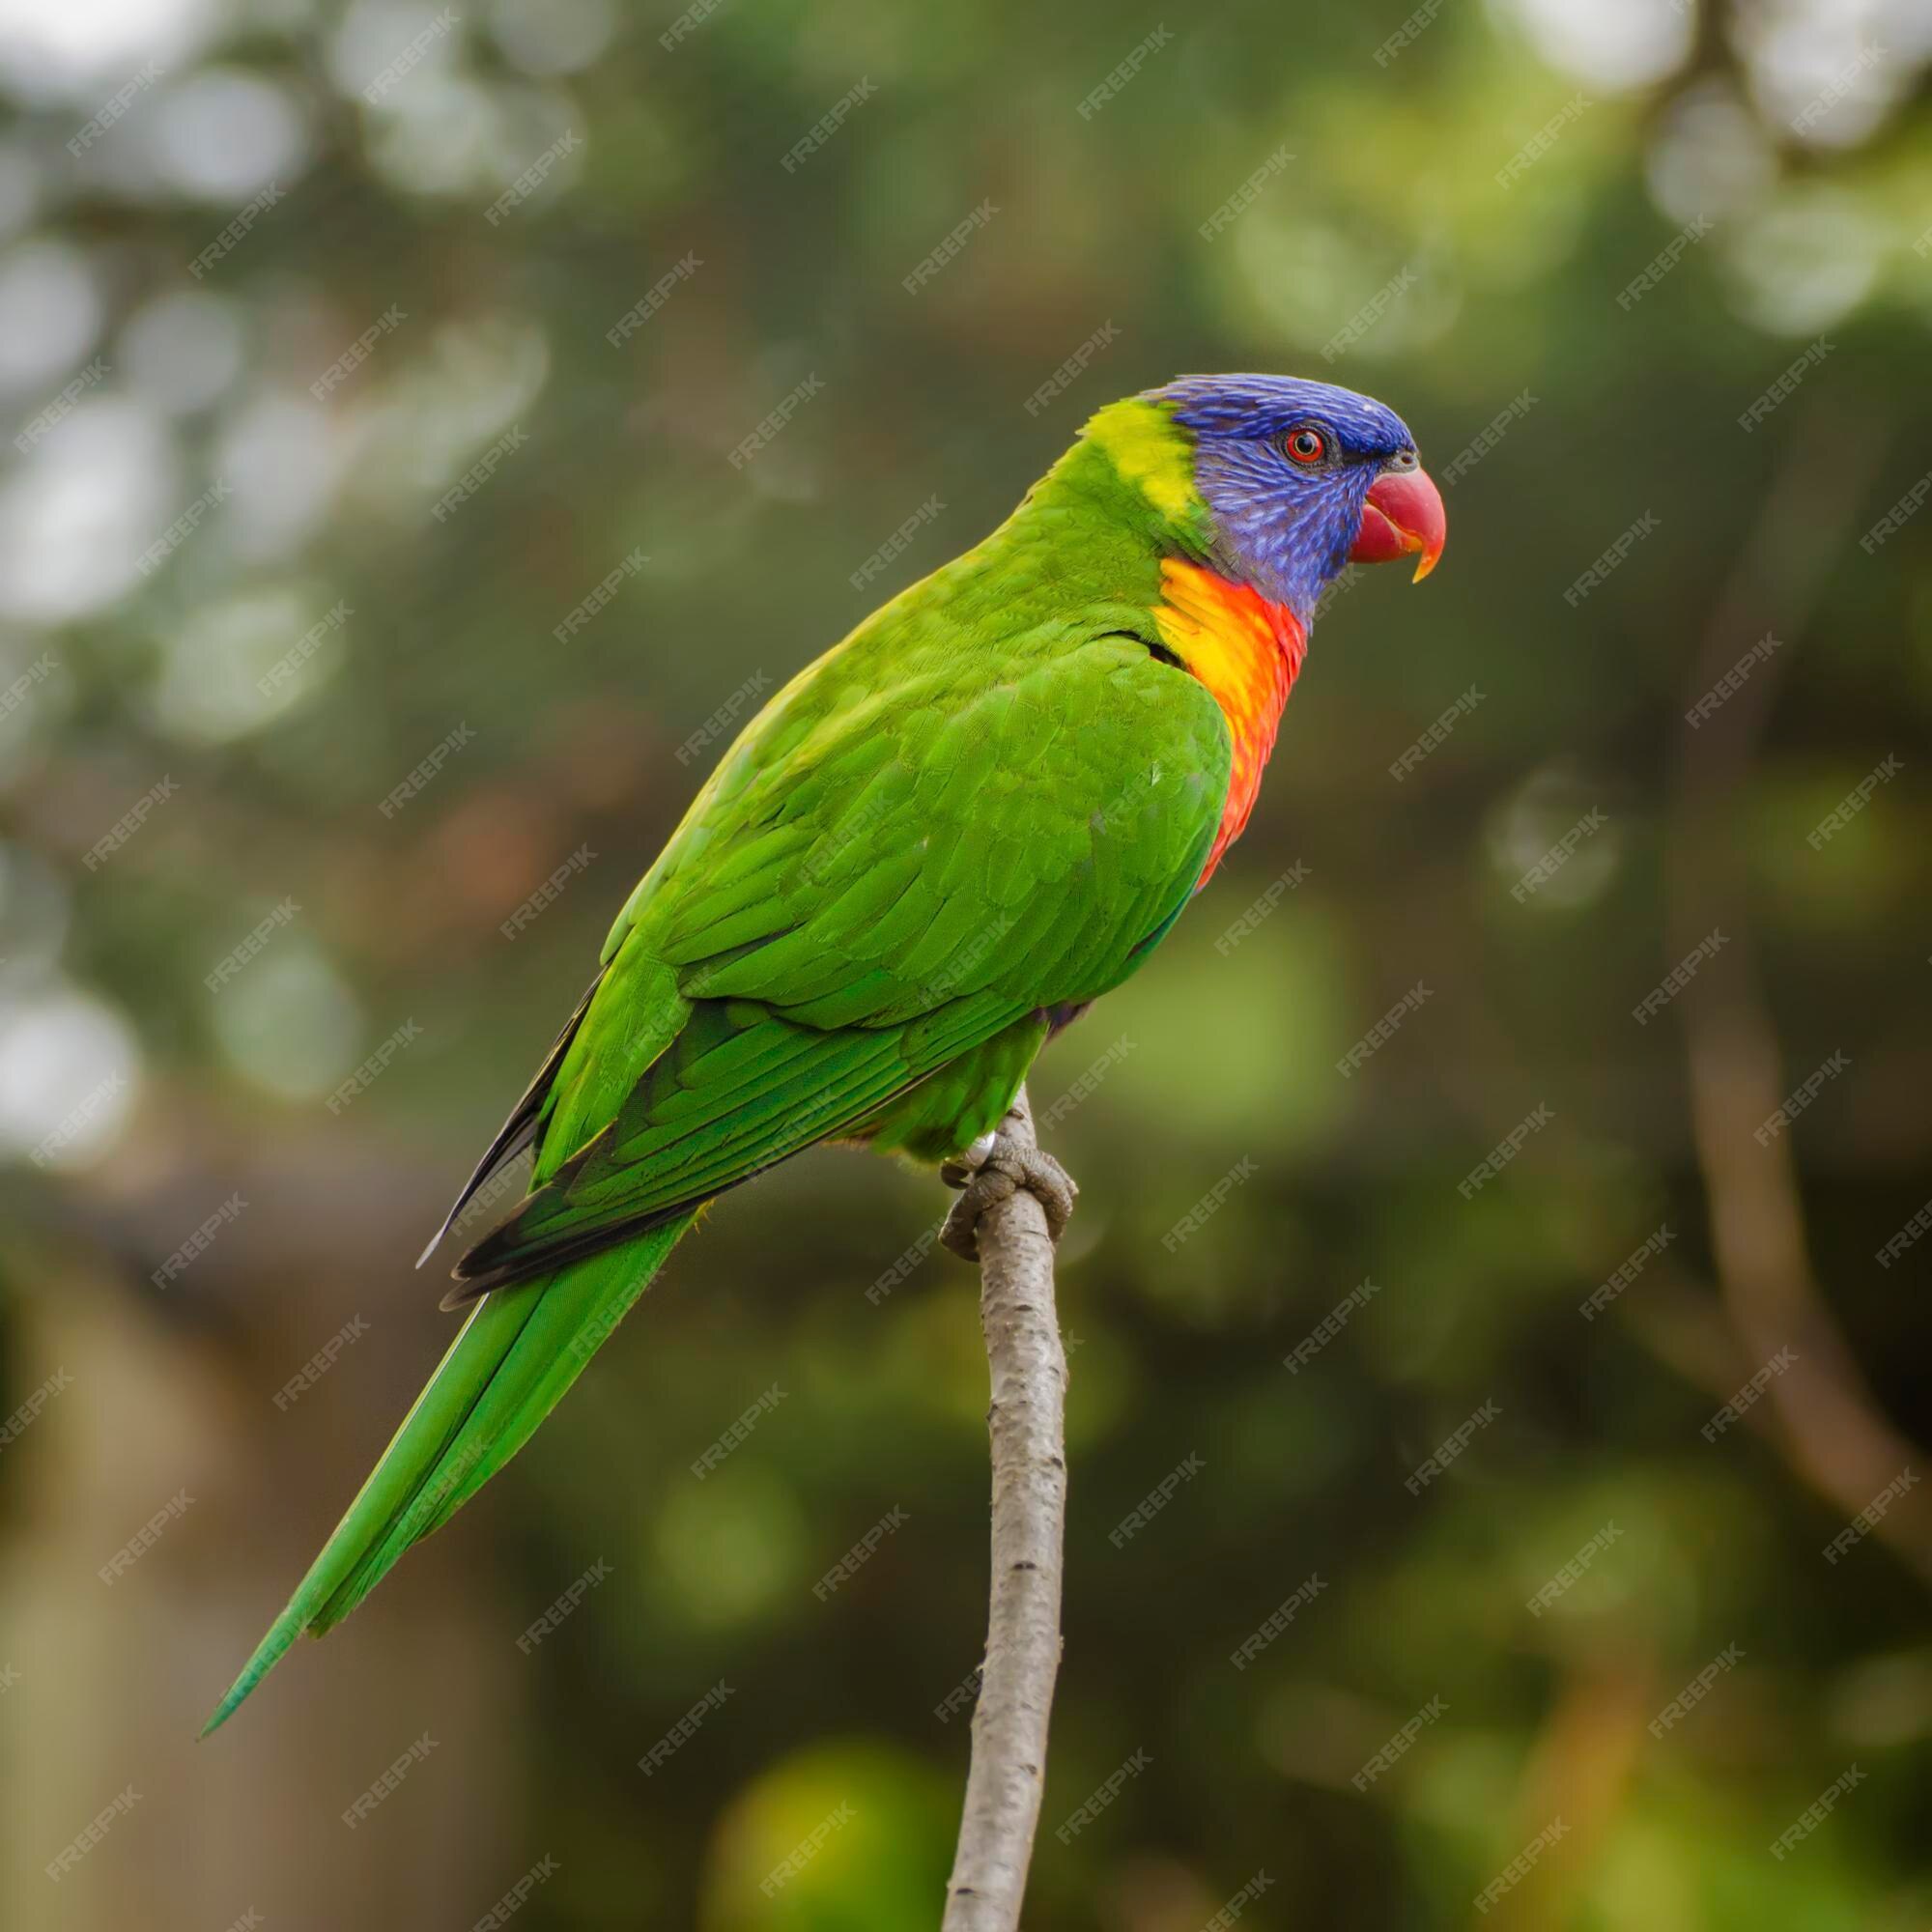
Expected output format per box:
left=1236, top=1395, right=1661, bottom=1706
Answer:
left=1663, top=400, right=1932, bottom=1590
left=940, top=1088, right=1069, bottom=1932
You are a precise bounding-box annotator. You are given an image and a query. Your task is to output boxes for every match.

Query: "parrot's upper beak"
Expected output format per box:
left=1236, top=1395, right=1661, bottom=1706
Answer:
left=1349, top=462, right=1446, bottom=582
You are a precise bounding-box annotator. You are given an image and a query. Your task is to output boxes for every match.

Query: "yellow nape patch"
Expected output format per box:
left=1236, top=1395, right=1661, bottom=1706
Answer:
left=1082, top=399, right=1198, bottom=521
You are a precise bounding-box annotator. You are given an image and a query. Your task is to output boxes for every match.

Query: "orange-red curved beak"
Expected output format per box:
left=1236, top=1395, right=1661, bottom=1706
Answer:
left=1349, top=465, right=1446, bottom=582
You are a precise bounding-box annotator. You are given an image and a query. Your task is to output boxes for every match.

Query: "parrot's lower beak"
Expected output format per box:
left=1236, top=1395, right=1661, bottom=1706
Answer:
left=1349, top=464, right=1446, bottom=582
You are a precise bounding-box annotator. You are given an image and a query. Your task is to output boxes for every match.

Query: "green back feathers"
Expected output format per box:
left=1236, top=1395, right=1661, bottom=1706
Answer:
left=823, top=397, right=1214, bottom=662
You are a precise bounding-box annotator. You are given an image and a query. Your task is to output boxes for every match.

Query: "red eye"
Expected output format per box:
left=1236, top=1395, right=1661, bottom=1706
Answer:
left=1284, top=426, right=1326, bottom=465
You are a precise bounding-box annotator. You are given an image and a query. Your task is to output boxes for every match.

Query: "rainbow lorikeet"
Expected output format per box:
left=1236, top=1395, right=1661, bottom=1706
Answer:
left=205, top=372, right=1444, bottom=1732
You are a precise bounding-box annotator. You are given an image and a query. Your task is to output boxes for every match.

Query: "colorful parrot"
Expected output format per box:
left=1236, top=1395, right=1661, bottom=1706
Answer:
left=204, top=372, right=1444, bottom=1733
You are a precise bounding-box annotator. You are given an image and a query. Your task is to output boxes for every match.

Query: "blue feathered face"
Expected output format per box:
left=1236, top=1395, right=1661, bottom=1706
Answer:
left=1151, top=373, right=1445, bottom=621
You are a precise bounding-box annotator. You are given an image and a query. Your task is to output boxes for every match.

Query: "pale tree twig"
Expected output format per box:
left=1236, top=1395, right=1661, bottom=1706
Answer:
left=942, top=1088, right=1069, bottom=1931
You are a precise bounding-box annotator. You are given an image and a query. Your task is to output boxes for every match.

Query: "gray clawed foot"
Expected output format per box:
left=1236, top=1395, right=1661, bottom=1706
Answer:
left=940, top=1121, right=1078, bottom=1264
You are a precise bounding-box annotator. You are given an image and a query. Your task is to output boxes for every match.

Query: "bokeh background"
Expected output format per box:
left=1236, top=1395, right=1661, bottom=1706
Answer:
left=2, top=0, right=1929, bottom=1925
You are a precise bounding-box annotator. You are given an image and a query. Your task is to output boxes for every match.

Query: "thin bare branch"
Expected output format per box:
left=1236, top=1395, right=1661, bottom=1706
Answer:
left=943, top=1088, right=1068, bottom=1932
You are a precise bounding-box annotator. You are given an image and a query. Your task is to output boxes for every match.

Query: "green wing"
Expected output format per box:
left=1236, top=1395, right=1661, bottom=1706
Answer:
left=451, top=630, right=1229, bottom=1294
left=205, top=612, right=1230, bottom=1732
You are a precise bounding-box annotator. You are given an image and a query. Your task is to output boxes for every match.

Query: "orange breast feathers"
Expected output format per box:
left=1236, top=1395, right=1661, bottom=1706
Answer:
left=1150, top=557, right=1307, bottom=886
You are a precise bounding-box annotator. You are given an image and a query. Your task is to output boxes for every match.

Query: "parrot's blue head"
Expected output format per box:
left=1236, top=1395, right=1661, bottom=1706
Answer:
left=1148, top=373, right=1446, bottom=623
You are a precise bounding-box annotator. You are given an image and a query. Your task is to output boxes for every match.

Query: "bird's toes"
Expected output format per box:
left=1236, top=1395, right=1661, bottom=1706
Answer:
left=938, top=1134, right=1077, bottom=1262
left=1011, top=1145, right=1078, bottom=1243
left=939, top=1166, right=1009, bottom=1263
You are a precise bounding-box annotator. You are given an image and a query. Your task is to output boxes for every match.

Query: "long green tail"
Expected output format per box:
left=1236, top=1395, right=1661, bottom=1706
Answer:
left=201, top=1216, right=693, bottom=1736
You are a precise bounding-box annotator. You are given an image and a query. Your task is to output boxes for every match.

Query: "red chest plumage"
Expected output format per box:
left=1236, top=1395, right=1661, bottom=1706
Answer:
left=1150, top=559, right=1307, bottom=886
